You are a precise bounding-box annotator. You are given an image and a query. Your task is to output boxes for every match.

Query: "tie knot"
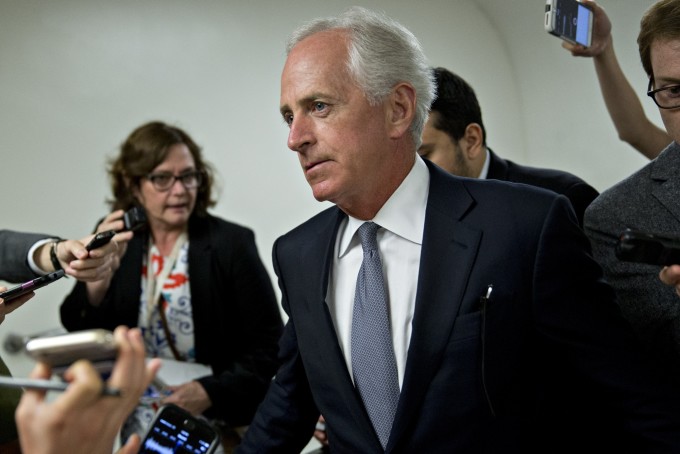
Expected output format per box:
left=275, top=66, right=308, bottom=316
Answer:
left=357, top=222, right=380, bottom=252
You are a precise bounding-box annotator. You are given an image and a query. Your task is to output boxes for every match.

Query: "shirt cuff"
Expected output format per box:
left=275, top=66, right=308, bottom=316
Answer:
left=27, top=238, right=59, bottom=275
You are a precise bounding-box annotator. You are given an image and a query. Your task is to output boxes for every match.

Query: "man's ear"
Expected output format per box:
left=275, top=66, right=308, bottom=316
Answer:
left=460, top=123, right=484, bottom=159
left=386, top=82, right=417, bottom=139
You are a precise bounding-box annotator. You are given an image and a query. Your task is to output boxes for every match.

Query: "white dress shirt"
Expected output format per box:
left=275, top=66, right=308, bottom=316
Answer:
left=326, top=156, right=430, bottom=388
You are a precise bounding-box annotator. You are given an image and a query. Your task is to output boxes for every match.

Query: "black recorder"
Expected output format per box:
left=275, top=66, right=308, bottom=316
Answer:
left=615, top=228, right=680, bottom=266
left=0, top=270, right=65, bottom=302
left=123, top=205, right=147, bottom=232
left=85, top=206, right=147, bottom=252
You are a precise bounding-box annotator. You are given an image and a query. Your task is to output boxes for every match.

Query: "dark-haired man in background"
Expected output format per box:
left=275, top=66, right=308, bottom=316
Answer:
left=420, top=67, right=599, bottom=226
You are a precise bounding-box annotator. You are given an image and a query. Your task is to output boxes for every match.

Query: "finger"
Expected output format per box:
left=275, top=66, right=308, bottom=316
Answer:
left=18, top=362, right=54, bottom=408
left=99, top=210, right=127, bottom=232
left=60, top=239, right=88, bottom=262
left=1, top=293, right=35, bottom=316
left=117, top=434, right=142, bottom=454
left=107, top=327, right=159, bottom=413
left=50, top=360, right=106, bottom=413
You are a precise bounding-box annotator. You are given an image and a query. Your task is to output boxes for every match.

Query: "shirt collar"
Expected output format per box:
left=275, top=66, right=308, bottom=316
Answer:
left=338, top=155, right=430, bottom=257
left=478, top=148, right=490, bottom=179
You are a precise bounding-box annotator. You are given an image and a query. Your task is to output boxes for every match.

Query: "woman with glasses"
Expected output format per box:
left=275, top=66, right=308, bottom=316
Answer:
left=59, top=121, right=283, bottom=448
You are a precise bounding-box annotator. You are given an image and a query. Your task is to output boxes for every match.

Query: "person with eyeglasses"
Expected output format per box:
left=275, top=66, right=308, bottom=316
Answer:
left=561, top=0, right=671, bottom=160
left=584, top=0, right=680, bottom=384
left=59, top=121, right=283, bottom=449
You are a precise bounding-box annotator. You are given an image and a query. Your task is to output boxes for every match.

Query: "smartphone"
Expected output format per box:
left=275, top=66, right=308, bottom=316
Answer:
left=85, top=230, right=116, bottom=251
left=0, top=269, right=65, bottom=302
left=25, top=329, right=117, bottom=375
left=615, top=228, right=680, bottom=266
left=139, top=404, right=220, bottom=454
left=123, top=206, right=147, bottom=232
left=545, top=0, right=593, bottom=48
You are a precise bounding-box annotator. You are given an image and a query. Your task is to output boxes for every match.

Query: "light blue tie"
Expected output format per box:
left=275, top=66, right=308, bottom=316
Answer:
left=351, top=222, right=400, bottom=450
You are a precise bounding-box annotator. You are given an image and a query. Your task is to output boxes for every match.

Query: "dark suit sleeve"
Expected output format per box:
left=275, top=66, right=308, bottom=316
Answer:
left=561, top=181, right=599, bottom=227
left=0, top=230, right=54, bottom=282
left=236, top=237, right=319, bottom=452
left=532, top=197, right=680, bottom=449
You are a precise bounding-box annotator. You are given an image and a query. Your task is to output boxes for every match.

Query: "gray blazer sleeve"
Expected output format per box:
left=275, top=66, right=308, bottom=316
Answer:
left=0, top=230, right=54, bottom=283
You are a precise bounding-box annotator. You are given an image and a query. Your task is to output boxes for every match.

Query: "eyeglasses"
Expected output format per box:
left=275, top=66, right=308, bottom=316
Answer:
left=647, top=77, right=680, bottom=109
left=145, top=170, right=203, bottom=191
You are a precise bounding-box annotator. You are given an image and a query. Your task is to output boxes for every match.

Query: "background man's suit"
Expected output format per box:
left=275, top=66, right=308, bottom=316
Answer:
left=486, top=149, right=599, bottom=226
left=585, top=142, right=680, bottom=378
left=239, top=159, right=680, bottom=453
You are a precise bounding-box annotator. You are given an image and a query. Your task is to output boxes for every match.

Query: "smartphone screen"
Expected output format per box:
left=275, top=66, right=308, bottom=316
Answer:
left=139, top=404, right=219, bottom=454
left=545, top=0, right=593, bottom=47
left=0, top=269, right=65, bottom=302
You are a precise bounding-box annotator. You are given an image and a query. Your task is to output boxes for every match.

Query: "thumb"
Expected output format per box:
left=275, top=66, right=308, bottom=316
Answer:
left=116, top=434, right=141, bottom=454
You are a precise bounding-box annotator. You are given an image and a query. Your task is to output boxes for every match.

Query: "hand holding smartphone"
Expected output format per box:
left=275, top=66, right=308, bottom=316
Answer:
left=545, top=0, right=594, bottom=48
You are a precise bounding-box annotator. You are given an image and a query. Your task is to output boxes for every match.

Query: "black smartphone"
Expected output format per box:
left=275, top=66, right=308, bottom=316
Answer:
left=0, top=269, right=65, bottom=302
left=25, top=329, right=117, bottom=375
left=85, top=230, right=116, bottom=251
left=615, top=228, right=680, bottom=266
left=123, top=206, right=147, bottom=232
left=139, top=404, right=220, bottom=454
left=544, top=0, right=594, bottom=48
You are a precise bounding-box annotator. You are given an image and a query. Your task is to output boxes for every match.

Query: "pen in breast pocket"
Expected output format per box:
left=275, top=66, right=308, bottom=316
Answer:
left=479, top=284, right=493, bottom=308
left=0, top=376, right=121, bottom=396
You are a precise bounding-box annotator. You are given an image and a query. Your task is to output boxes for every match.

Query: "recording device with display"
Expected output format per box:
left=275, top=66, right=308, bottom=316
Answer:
left=139, top=404, right=219, bottom=454
left=545, top=0, right=594, bottom=47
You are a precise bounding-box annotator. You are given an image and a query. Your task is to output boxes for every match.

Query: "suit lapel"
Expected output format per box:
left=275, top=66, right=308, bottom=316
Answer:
left=294, top=209, right=382, bottom=442
left=388, top=162, right=482, bottom=450
left=651, top=143, right=680, bottom=224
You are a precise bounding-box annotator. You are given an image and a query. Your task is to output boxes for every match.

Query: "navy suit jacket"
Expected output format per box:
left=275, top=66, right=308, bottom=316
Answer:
left=486, top=149, right=599, bottom=227
left=239, top=160, right=680, bottom=453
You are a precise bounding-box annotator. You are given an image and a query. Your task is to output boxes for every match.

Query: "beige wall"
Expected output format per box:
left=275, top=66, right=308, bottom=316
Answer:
left=0, top=0, right=659, bottom=379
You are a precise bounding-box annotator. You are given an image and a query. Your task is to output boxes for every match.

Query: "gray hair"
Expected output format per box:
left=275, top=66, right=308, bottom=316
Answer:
left=286, top=7, right=435, bottom=148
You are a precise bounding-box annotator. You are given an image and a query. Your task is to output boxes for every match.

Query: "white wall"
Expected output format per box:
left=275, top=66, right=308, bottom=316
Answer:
left=0, top=0, right=661, bottom=383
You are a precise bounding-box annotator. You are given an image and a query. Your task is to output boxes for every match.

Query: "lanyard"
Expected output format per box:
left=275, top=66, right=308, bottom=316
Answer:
left=145, top=231, right=188, bottom=326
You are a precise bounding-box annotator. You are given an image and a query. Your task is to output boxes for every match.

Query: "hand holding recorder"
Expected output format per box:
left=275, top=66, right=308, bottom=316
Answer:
left=15, top=327, right=162, bottom=454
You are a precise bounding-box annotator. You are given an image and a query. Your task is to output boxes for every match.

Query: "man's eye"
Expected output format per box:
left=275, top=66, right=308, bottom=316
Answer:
left=283, top=113, right=293, bottom=126
left=668, top=85, right=680, bottom=96
left=313, top=102, right=327, bottom=112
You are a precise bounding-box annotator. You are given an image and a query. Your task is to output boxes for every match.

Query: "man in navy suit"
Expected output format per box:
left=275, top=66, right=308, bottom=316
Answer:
left=419, top=67, right=598, bottom=227
left=237, top=7, right=680, bottom=453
